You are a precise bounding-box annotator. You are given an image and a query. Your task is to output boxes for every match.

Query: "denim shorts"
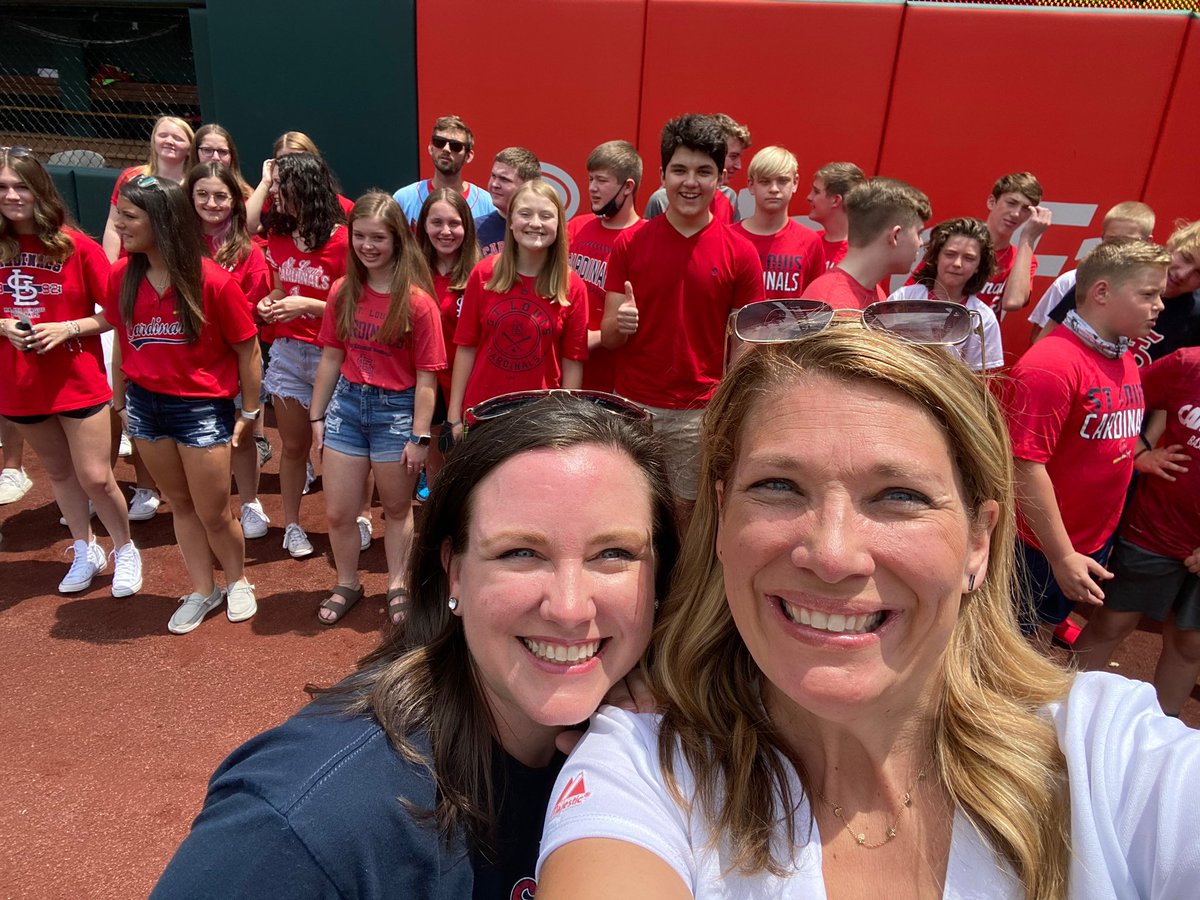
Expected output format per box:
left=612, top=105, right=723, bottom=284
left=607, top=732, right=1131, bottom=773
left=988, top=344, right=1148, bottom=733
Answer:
left=323, top=377, right=415, bottom=463
left=125, top=381, right=234, bottom=449
left=263, top=337, right=320, bottom=407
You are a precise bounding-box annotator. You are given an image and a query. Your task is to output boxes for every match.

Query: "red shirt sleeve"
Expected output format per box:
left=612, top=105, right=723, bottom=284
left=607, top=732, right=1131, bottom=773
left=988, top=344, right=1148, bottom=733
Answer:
left=454, top=265, right=486, bottom=348
left=562, top=275, right=590, bottom=361
left=411, top=290, right=448, bottom=371
left=208, top=266, right=258, bottom=346
left=1141, top=351, right=1177, bottom=411
left=1006, top=361, right=1074, bottom=464
left=239, top=245, right=273, bottom=308
left=110, top=166, right=142, bottom=207
left=602, top=229, right=633, bottom=295
left=318, top=279, right=346, bottom=351
left=732, top=236, right=766, bottom=309
left=75, top=232, right=111, bottom=306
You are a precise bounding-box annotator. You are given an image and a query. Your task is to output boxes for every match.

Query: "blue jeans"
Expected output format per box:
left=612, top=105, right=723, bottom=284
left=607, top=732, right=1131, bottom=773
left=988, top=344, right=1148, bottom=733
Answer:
left=125, top=381, right=234, bottom=449
left=323, top=378, right=415, bottom=463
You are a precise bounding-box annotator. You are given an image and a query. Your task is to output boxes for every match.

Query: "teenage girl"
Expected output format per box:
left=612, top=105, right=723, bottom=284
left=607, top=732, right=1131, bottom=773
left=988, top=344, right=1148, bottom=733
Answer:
left=310, top=193, right=445, bottom=625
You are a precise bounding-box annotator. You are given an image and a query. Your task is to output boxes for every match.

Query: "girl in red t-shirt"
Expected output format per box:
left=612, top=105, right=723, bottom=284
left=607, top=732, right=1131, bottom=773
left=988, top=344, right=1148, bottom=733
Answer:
left=188, top=124, right=252, bottom=199
left=245, top=131, right=356, bottom=236
left=447, top=180, right=588, bottom=439
left=101, top=115, right=194, bottom=263
left=185, top=160, right=273, bottom=543
left=257, top=152, right=348, bottom=559
left=309, top=193, right=446, bottom=625
left=415, top=187, right=480, bottom=473
left=109, top=176, right=263, bottom=635
left=0, top=149, right=141, bottom=597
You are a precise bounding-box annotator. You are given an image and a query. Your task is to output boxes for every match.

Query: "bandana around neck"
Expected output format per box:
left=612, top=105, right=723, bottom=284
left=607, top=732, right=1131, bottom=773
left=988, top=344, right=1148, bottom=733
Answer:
left=1063, top=309, right=1128, bottom=359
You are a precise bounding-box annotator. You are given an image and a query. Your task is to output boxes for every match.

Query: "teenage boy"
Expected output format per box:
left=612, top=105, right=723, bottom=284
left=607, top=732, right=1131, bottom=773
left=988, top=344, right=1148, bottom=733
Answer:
left=1007, top=240, right=1170, bottom=641
left=806, top=162, right=866, bottom=270
left=476, top=147, right=541, bottom=258
left=601, top=114, right=763, bottom=521
left=643, top=113, right=749, bottom=224
left=981, top=171, right=1051, bottom=313
left=802, top=178, right=930, bottom=310
left=567, top=140, right=645, bottom=393
left=1029, top=201, right=1155, bottom=342
left=1074, top=345, right=1200, bottom=716
left=393, top=115, right=495, bottom=224
left=733, top=146, right=823, bottom=297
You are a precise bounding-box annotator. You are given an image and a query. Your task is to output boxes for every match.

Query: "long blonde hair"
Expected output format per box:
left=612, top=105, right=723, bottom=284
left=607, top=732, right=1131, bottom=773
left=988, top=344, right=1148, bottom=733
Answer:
left=651, top=328, right=1072, bottom=899
left=485, top=179, right=572, bottom=305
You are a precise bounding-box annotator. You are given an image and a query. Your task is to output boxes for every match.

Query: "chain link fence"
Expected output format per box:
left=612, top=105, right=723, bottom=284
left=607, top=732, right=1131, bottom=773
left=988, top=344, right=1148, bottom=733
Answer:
left=0, top=3, right=199, bottom=169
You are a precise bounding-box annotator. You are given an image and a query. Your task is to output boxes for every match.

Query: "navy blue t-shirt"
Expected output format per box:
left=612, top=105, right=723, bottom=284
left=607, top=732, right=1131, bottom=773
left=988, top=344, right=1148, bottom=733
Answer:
left=151, top=698, right=562, bottom=899
left=477, top=212, right=506, bottom=259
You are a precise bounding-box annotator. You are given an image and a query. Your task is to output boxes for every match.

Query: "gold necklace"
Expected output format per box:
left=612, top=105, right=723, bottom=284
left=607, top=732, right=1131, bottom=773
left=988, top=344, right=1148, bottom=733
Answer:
left=813, top=767, right=927, bottom=849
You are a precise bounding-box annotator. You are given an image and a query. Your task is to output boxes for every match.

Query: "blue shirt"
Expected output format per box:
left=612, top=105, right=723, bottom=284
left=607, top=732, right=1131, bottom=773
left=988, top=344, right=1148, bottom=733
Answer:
left=476, top=211, right=506, bottom=258
left=393, top=180, right=495, bottom=225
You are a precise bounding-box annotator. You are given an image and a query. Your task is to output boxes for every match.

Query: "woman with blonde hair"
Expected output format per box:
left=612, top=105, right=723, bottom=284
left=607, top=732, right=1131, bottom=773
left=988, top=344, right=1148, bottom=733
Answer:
left=538, top=311, right=1200, bottom=898
left=446, top=179, right=588, bottom=439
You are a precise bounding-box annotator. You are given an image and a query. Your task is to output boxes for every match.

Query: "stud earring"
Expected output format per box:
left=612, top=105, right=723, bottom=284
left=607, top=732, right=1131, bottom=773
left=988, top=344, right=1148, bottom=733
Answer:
left=654, top=599, right=660, bottom=612
left=967, top=575, right=976, bottom=592
left=447, top=596, right=459, bottom=611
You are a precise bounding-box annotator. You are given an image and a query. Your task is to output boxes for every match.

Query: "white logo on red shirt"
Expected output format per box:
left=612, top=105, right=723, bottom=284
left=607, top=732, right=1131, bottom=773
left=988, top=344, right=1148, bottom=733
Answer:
left=6, top=269, right=43, bottom=305
left=551, top=772, right=591, bottom=816
left=129, top=316, right=187, bottom=349
left=277, top=257, right=331, bottom=291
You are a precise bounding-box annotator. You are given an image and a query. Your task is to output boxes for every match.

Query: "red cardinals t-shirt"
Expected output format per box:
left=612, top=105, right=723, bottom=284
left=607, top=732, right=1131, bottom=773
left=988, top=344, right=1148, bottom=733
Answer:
left=0, top=229, right=112, bottom=415
left=979, top=243, right=1037, bottom=313
left=801, top=267, right=885, bottom=310
left=105, top=257, right=258, bottom=398
left=733, top=220, right=825, bottom=299
left=821, top=236, right=847, bottom=271
left=264, top=226, right=349, bottom=344
left=1006, top=328, right=1144, bottom=554
left=432, top=271, right=464, bottom=399
left=567, top=215, right=646, bottom=393
left=604, top=215, right=763, bottom=409
left=319, top=281, right=445, bottom=391
left=455, top=256, right=589, bottom=411
left=711, top=190, right=735, bottom=225
left=1121, top=348, right=1200, bottom=559
left=203, top=235, right=272, bottom=312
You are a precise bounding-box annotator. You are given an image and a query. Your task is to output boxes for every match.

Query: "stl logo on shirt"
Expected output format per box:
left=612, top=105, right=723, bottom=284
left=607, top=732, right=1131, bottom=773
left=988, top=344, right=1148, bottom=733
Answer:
left=551, top=772, right=591, bottom=816
left=5, top=269, right=42, bottom=305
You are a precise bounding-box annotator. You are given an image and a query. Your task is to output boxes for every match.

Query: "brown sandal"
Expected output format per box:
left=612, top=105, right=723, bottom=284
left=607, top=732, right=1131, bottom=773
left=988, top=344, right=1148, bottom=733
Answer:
left=386, top=588, right=410, bottom=626
left=318, top=584, right=365, bottom=625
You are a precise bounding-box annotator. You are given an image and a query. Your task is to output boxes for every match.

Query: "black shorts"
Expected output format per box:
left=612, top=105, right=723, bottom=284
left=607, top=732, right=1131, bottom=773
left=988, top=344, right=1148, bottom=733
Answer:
left=1102, top=536, right=1200, bottom=630
left=2, top=401, right=109, bottom=425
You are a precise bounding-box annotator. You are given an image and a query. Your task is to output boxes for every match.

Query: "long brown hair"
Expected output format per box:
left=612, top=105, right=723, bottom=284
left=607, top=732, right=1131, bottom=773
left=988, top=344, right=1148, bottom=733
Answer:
left=485, top=179, right=572, bottom=305
left=0, top=150, right=74, bottom=263
left=335, top=192, right=434, bottom=345
left=118, top=177, right=207, bottom=342
left=415, top=187, right=479, bottom=292
left=322, top=394, right=678, bottom=850
left=184, top=161, right=253, bottom=271
left=912, top=217, right=996, bottom=298
left=188, top=123, right=251, bottom=196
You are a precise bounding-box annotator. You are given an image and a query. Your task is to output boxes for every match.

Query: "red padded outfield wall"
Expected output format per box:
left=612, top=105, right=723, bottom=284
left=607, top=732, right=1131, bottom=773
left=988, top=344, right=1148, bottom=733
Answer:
left=414, top=0, right=1197, bottom=353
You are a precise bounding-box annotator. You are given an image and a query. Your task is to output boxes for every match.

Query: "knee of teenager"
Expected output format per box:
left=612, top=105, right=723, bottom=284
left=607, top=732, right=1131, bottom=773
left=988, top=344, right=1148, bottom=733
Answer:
left=379, top=498, right=413, bottom=524
left=195, top=501, right=233, bottom=532
left=325, top=504, right=359, bottom=530
left=1170, top=630, right=1200, bottom=665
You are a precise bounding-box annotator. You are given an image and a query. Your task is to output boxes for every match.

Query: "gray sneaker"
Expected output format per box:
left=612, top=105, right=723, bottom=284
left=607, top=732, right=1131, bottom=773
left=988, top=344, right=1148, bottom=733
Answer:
left=225, top=579, right=258, bottom=622
left=357, top=516, right=372, bottom=551
left=240, top=500, right=270, bottom=540
left=282, top=523, right=314, bottom=558
left=167, top=586, right=225, bottom=635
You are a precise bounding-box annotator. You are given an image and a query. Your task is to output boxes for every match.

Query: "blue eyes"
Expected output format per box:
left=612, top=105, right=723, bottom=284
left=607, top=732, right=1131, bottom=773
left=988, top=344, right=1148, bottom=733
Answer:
left=498, top=548, right=637, bottom=561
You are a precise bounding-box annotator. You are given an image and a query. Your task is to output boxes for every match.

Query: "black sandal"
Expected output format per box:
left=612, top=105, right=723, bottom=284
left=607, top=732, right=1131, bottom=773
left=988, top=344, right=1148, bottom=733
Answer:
left=386, top=587, right=410, bottom=625
left=318, top=584, right=365, bottom=625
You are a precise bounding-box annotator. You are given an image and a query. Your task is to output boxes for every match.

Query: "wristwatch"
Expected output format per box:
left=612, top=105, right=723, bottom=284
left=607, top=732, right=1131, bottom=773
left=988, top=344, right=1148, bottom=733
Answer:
left=240, top=407, right=261, bottom=420
left=408, top=434, right=431, bottom=446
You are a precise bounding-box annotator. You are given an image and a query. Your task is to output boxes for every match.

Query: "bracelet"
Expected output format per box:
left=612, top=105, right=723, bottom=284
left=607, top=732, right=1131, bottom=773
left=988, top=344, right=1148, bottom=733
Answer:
left=445, top=420, right=462, bottom=427
left=310, top=415, right=325, bottom=423
left=113, top=406, right=126, bottom=414
left=67, top=320, right=81, bottom=337
left=240, top=408, right=260, bottom=420
left=1135, top=448, right=1150, bottom=459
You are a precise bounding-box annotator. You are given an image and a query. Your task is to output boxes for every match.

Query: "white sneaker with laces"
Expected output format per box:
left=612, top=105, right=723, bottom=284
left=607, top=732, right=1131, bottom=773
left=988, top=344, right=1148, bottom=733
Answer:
left=302, top=461, right=316, bottom=495
left=0, top=467, right=33, bottom=505
left=282, top=523, right=314, bottom=558
left=357, top=516, right=372, bottom=551
left=128, top=488, right=161, bottom=521
left=59, top=538, right=107, bottom=593
left=225, top=579, right=258, bottom=622
left=240, top=499, right=270, bottom=540
left=167, top=586, right=225, bottom=635
left=59, top=500, right=97, bottom=527
left=118, top=433, right=133, bottom=457
left=110, top=541, right=143, bottom=597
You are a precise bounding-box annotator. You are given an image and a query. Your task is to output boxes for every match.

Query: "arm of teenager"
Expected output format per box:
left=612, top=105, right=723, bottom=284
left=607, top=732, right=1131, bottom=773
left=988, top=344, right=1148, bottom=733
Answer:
left=1001, top=206, right=1052, bottom=311
left=245, top=159, right=273, bottom=235
left=560, top=278, right=588, bottom=390
left=445, top=347, right=475, bottom=440
left=402, top=370, right=437, bottom=473
left=111, top=339, right=128, bottom=428
left=308, top=347, right=344, bottom=454
left=561, top=359, right=583, bottom=390
left=1013, top=458, right=1111, bottom=604
left=539, top=841, right=691, bottom=900
left=601, top=284, right=637, bottom=350
left=1133, top=408, right=1190, bottom=482
left=101, top=204, right=122, bottom=263
left=231, top=337, right=262, bottom=450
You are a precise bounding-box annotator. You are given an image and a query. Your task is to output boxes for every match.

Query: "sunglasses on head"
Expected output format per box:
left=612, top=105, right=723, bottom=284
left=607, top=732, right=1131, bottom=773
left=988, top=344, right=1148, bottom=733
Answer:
left=134, top=175, right=163, bottom=190
left=431, top=135, right=467, bottom=154
left=732, top=298, right=980, bottom=346
left=464, top=389, right=652, bottom=433
left=0, top=146, right=33, bottom=158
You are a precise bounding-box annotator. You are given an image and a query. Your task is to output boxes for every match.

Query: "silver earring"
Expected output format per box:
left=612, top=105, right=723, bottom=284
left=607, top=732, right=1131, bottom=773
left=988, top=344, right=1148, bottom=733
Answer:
left=967, top=575, right=976, bottom=592
left=447, top=596, right=459, bottom=611
left=654, top=599, right=661, bottom=612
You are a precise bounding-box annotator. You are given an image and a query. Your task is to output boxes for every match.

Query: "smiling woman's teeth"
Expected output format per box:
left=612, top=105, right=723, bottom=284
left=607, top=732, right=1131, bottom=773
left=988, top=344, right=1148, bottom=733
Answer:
left=781, top=602, right=883, bottom=634
left=522, top=639, right=601, bottom=663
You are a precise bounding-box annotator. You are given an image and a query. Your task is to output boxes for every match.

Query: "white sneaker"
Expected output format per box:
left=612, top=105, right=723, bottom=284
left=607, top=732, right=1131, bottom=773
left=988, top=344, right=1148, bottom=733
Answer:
left=0, top=467, right=32, bottom=505
left=167, top=586, right=224, bottom=635
left=110, top=541, right=143, bottom=597
left=225, top=579, right=258, bottom=622
left=128, top=488, right=161, bottom=521
left=357, top=516, right=372, bottom=551
left=240, top=500, right=270, bottom=540
left=59, top=538, right=107, bottom=593
left=59, top=500, right=97, bottom=526
left=302, top=461, right=316, bottom=495
left=282, top=523, right=313, bottom=558
left=118, top=432, right=133, bottom=457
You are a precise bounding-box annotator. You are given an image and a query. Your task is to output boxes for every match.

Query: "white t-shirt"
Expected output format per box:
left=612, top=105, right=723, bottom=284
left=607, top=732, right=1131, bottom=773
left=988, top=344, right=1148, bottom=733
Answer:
left=1029, top=269, right=1077, bottom=328
left=885, top=285, right=1003, bottom=372
left=538, top=673, right=1200, bottom=898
